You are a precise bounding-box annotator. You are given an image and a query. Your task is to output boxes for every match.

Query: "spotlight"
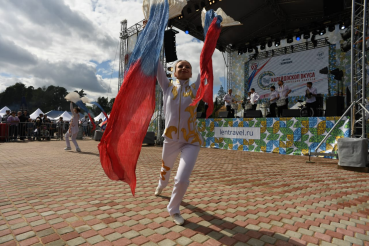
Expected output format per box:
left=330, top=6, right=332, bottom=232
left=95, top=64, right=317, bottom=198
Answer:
left=267, top=40, right=273, bottom=47
left=185, top=26, right=189, bottom=34
left=260, top=43, right=266, bottom=50
left=303, top=31, right=310, bottom=39
left=328, top=25, right=335, bottom=32
left=248, top=47, right=254, bottom=53
left=178, top=15, right=183, bottom=19
left=275, top=39, right=280, bottom=47
left=195, top=4, right=200, bottom=11
left=296, top=35, right=301, bottom=41
left=287, top=36, right=293, bottom=43
left=339, top=23, right=346, bottom=30
left=319, top=28, right=326, bottom=36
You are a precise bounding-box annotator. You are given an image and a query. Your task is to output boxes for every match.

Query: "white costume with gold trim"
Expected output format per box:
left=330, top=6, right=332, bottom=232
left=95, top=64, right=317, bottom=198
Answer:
left=156, top=62, right=203, bottom=215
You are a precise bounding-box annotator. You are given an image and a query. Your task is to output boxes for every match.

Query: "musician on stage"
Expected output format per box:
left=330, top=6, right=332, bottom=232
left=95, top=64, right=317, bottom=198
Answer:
left=306, top=82, right=317, bottom=116
left=276, top=80, right=291, bottom=117
left=223, top=89, right=235, bottom=117
left=249, top=88, right=259, bottom=110
left=269, top=86, right=278, bottom=117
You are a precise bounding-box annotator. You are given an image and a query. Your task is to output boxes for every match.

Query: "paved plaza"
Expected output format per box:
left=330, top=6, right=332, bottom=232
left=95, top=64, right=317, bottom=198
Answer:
left=0, top=140, right=369, bottom=246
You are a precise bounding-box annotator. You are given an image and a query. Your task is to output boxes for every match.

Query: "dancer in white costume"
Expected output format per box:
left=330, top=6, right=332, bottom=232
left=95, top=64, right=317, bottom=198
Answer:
left=155, top=60, right=203, bottom=225
left=64, top=102, right=81, bottom=152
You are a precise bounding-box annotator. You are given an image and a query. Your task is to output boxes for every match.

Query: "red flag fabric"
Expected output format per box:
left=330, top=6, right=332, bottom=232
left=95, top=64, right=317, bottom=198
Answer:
left=191, top=17, right=222, bottom=118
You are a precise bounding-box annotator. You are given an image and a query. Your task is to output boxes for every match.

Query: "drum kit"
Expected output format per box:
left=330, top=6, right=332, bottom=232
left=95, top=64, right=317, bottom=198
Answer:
left=297, top=100, right=314, bottom=117
left=260, top=102, right=270, bottom=117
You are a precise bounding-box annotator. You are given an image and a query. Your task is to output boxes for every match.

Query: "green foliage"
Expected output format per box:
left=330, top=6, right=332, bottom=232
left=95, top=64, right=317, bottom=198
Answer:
left=267, top=133, right=280, bottom=141
left=294, top=141, right=308, bottom=150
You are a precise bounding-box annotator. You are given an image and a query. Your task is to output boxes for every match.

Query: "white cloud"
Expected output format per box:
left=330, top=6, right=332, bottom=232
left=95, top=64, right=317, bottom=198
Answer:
left=0, top=0, right=225, bottom=102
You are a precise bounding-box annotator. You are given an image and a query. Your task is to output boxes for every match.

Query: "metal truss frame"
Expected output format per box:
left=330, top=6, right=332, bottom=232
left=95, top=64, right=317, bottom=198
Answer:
left=350, top=0, right=367, bottom=138
left=310, top=0, right=368, bottom=159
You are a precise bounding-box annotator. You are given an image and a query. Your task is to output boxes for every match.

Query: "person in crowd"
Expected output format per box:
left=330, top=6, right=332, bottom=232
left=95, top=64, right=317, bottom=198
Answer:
left=34, top=115, right=43, bottom=141
left=276, top=80, right=291, bottom=117
left=249, top=88, right=260, bottom=110
left=81, top=115, right=90, bottom=137
left=306, top=82, right=318, bottom=116
left=2, top=110, right=10, bottom=122
left=23, top=110, right=30, bottom=121
left=7, top=111, right=20, bottom=141
left=26, top=118, right=34, bottom=140
left=154, top=60, right=203, bottom=226
left=223, top=89, right=235, bottom=118
left=43, top=115, right=52, bottom=137
left=18, top=111, right=28, bottom=140
left=40, top=126, right=50, bottom=140
left=269, top=86, right=278, bottom=117
left=64, top=102, right=81, bottom=152
left=56, top=117, right=65, bottom=140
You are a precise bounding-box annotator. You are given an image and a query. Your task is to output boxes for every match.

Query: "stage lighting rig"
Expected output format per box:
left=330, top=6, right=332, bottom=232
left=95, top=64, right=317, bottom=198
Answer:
left=248, top=46, right=254, bottom=53
left=330, top=68, right=344, bottom=80
left=296, top=35, right=301, bottom=41
left=319, top=27, right=326, bottom=36
left=339, top=22, right=346, bottom=30
left=311, top=35, right=317, bottom=47
left=267, top=40, right=273, bottom=47
left=328, top=25, right=335, bottom=32
left=275, top=39, right=280, bottom=47
left=260, top=43, right=266, bottom=50
left=185, top=26, right=189, bottom=34
left=341, top=27, right=351, bottom=41
left=303, top=31, right=310, bottom=39
left=195, top=4, right=200, bottom=11
left=287, top=36, right=293, bottom=43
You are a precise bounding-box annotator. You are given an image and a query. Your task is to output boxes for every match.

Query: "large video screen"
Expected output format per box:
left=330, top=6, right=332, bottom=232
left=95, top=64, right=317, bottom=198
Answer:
left=247, top=47, right=329, bottom=99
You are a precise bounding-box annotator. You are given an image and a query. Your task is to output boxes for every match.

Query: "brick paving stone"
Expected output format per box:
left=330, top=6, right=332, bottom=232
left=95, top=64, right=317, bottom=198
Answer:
left=1, top=142, right=369, bottom=246
left=15, top=231, right=36, bottom=241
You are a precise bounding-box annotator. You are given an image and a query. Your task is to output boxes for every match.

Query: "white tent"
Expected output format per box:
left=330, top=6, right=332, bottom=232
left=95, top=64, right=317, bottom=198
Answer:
left=0, top=106, right=11, bottom=116
left=54, top=111, right=73, bottom=122
left=94, top=112, right=105, bottom=122
left=30, top=108, right=44, bottom=119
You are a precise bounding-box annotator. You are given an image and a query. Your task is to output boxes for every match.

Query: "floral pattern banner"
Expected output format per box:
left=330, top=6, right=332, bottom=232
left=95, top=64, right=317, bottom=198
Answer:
left=196, top=117, right=350, bottom=157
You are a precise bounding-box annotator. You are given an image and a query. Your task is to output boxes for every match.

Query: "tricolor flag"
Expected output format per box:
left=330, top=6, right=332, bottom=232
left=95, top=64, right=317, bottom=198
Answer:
left=98, top=0, right=169, bottom=195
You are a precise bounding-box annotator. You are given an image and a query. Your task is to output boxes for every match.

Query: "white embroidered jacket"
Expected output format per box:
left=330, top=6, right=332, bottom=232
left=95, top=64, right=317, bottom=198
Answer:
left=157, top=62, right=204, bottom=146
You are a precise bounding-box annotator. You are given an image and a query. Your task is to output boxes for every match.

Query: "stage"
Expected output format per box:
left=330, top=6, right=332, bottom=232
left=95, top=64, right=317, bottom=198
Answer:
left=197, top=116, right=350, bottom=157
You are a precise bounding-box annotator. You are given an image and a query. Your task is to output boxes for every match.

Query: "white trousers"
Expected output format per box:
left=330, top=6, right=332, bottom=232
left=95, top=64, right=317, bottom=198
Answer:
left=158, top=141, right=200, bottom=215
left=65, top=132, right=79, bottom=149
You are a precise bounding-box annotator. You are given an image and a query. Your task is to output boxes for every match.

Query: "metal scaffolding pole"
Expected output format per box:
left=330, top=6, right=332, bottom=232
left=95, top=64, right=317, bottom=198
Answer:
left=118, top=20, right=128, bottom=92
left=227, top=49, right=233, bottom=90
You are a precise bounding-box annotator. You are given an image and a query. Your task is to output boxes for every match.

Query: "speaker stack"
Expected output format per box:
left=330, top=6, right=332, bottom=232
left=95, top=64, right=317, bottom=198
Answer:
left=326, top=96, right=344, bottom=116
left=244, top=110, right=263, bottom=118
left=164, top=30, right=177, bottom=63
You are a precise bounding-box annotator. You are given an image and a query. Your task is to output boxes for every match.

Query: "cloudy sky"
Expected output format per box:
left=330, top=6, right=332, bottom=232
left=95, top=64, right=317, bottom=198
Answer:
left=0, top=0, right=226, bottom=101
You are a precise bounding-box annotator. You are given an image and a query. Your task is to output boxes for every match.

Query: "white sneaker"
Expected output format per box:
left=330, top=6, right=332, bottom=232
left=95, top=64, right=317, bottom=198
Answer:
left=154, top=186, right=163, bottom=196
left=171, top=213, right=184, bottom=225
left=76, top=148, right=81, bottom=152
left=64, top=147, right=71, bottom=150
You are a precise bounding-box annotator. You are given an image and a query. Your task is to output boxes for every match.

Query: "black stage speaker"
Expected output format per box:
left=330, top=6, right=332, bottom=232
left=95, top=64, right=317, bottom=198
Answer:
left=323, top=0, right=344, bottom=16
left=326, top=96, right=344, bottom=116
left=282, top=109, right=300, bottom=117
left=244, top=110, right=262, bottom=118
left=164, top=30, right=177, bottom=63
left=218, top=111, right=229, bottom=118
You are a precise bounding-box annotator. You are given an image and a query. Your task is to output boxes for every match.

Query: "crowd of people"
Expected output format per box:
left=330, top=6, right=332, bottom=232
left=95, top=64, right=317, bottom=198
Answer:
left=1, top=109, right=104, bottom=141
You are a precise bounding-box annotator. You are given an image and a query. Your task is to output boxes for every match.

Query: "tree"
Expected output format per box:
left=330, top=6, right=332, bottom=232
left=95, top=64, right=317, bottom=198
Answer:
left=108, top=98, right=115, bottom=113
left=217, top=85, right=226, bottom=106
left=74, top=89, right=87, bottom=97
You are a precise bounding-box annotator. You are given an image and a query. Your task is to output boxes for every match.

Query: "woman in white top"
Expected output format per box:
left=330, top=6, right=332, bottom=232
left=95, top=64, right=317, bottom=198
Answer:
left=154, top=60, right=203, bottom=225
left=64, top=102, right=81, bottom=152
